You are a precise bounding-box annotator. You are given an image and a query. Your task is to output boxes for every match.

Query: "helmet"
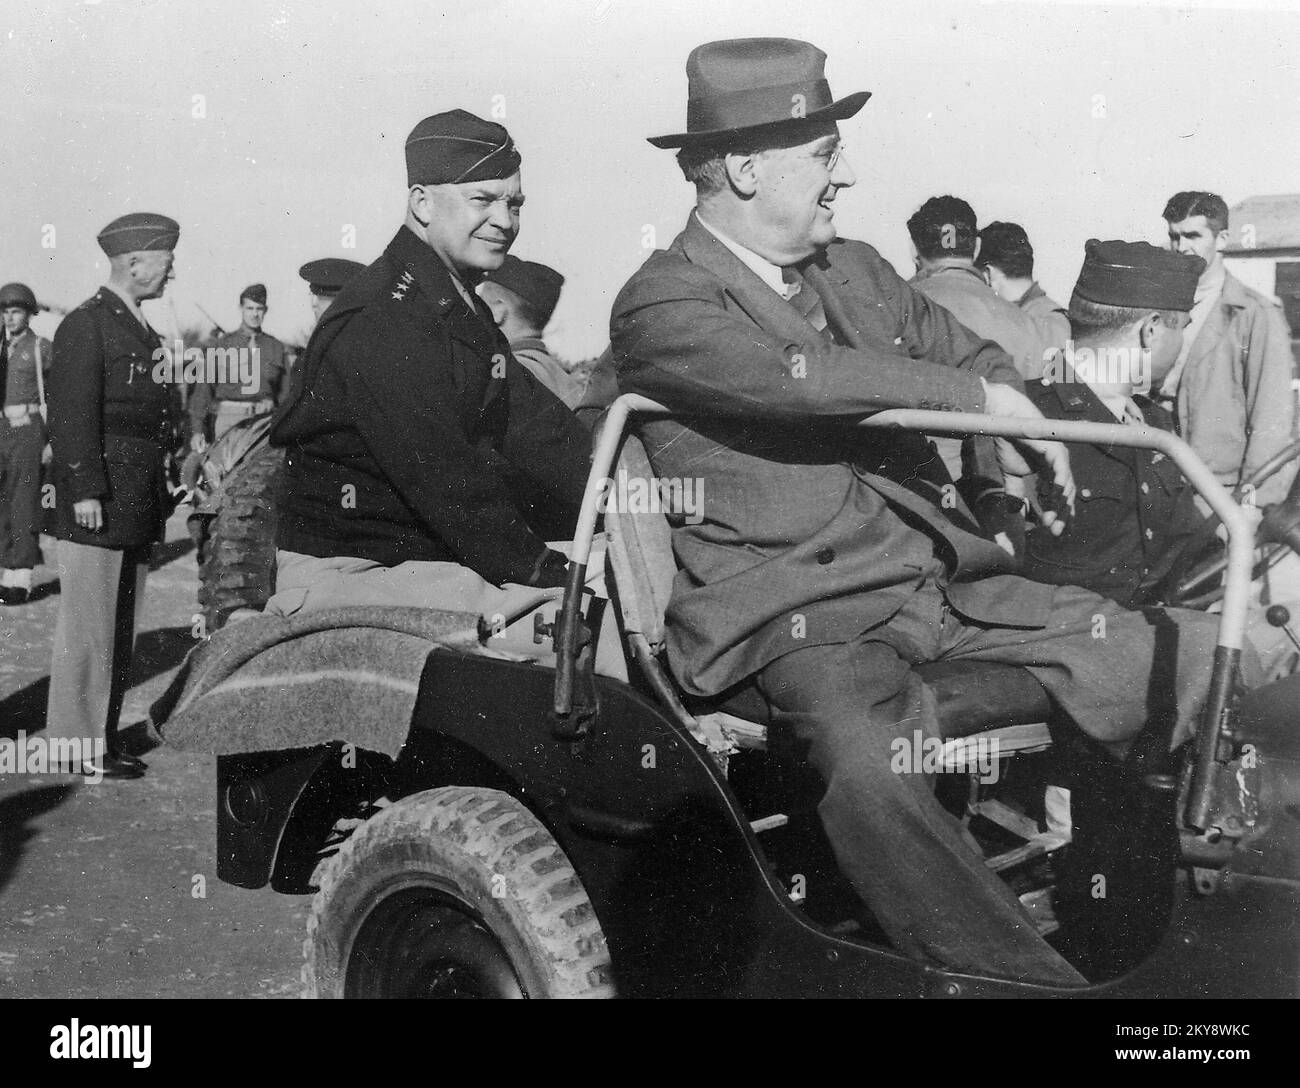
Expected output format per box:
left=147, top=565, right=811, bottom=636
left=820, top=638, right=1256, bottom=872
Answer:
left=0, top=283, right=38, bottom=312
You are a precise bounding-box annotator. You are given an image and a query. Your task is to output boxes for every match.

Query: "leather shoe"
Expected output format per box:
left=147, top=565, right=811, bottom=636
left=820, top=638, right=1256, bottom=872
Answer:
left=106, top=747, right=148, bottom=771
left=80, top=754, right=146, bottom=779
left=0, top=586, right=31, bottom=606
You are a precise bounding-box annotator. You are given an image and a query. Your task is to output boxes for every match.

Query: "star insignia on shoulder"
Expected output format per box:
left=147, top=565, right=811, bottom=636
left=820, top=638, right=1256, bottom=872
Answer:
left=391, top=270, right=415, bottom=302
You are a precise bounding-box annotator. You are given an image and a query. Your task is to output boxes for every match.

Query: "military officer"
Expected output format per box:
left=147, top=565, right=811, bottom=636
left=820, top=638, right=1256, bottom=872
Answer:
left=299, top=258, right=365, bottom=325
left=45, top=213, right=184, bottom=779
left=188, top=283, right=290, bottom=447
left=0, top=282, right=52, bottom=604
left=1022, top=240, right=1216, bottom=608
left=266, top=110, right=592, bottom=636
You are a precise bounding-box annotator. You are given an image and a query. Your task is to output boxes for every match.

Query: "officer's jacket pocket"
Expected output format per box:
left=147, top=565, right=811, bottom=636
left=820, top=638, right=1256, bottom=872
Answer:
left=102, top=434, right=161, bottom=514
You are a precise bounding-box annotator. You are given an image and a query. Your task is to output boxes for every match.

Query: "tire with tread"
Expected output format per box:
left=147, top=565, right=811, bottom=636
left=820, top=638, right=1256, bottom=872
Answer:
left=303, top=785, right=615, bottom=999
left=196, top=442, right=284, bottom=632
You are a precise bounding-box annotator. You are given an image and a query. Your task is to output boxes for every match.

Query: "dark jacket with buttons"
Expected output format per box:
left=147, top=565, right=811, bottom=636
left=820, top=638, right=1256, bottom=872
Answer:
left=46, top=287, right=184, bottom=549
left=270, top=226, right=591, bottom=584
left=1023, top=377, right=1218, bottom=608
left=611, top=214, right=1051, bottom=696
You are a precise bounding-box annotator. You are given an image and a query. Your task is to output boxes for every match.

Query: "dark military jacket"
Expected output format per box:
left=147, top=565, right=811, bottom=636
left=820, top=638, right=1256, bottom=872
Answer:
left=187, top=327, right=290, bottom=436
left=1023, top=376, right=1219, bottom=608
left=270, top=226, right=591, bottom=583
left=46, top=287, right=184, bottom=549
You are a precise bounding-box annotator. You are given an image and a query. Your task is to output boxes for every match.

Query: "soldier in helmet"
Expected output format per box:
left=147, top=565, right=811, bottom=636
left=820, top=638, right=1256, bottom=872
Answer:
left=44, top=213, right=185, bottom=779
left=0, top=282, right=52, bottom=605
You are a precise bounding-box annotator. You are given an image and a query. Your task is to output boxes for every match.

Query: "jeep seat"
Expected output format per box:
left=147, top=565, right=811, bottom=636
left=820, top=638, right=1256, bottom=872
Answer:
left=604, top=431, right=1053, bottom=757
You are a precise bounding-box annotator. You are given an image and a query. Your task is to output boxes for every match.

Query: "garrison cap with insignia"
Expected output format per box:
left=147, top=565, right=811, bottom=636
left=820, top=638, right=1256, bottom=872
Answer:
left=484, top=255, right=564, bottom=326
left=405, top=109, right=521, bottom=186
left=97, top=212, right=180, bottom=257
left=239, top=283, right=267, bottom=305
left=299, top=258, right=365, bottom=296
left=1072, top=239, right=1204, bottom=312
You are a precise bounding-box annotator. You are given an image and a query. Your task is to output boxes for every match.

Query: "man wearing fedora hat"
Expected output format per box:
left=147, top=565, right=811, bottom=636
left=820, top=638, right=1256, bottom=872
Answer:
left=612, top=38, right=1228, bottom=984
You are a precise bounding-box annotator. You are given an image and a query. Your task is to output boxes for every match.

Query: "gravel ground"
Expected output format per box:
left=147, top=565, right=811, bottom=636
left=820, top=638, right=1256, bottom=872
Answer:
left=0, top=512, right=309, bottom=998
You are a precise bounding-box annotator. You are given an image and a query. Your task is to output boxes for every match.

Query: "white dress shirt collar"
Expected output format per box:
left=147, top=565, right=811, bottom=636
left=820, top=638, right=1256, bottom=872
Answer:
left=695, top=210, right=794, bottom=300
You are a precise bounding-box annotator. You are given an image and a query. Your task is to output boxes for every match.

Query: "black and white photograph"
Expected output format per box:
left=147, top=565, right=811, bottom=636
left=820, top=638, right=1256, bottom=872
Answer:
left=0, top=0, right=1297, bottom=1040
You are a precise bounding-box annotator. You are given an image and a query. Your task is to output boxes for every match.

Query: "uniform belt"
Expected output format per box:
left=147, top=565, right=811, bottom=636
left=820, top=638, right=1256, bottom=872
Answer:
left=3, top=402, right=41, bottom=413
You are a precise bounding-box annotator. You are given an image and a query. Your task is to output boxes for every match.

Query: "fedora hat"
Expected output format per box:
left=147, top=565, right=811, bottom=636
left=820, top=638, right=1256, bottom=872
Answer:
left=648, top=38, right=870, bottom=149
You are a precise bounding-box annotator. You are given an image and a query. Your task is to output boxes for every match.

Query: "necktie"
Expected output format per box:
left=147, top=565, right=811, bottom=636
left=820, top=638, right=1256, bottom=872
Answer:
left=781, top=267, right=829, bottom=334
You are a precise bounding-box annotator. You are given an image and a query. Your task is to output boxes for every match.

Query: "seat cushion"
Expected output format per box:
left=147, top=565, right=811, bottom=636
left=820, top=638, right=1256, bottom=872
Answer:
left=683, top=660, right=1050, bottom=739
left=914, top=660, right=1052, bottom=737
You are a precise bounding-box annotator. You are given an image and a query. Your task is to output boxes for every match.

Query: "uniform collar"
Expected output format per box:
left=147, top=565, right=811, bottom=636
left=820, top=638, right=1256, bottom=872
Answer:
left=385, top=225, right=484, bottom=319
left=1018, top=281, right=1046, bottom=307
left=5, top=327, right=31, bottom=344
left=914, top=258, right=985, bottom=285
left=510, top=335, right=549, bottom=354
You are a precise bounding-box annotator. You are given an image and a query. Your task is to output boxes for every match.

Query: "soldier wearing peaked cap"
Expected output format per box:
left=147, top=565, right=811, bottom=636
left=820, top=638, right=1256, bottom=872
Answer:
left=266, top=110, right=594, bottom=659
left=479, top=255, right=589, bottom=410
left=299, top=259, right=365, bottom=324
left=44, top=212, right=186, bottom=779
left=0, top=281, right=52, bottom=605
left=188, top=283, right=291, bottom=447
left=1022, top=240, right=1213, bottom=610
left=609, top=37, right=1242, bottom=984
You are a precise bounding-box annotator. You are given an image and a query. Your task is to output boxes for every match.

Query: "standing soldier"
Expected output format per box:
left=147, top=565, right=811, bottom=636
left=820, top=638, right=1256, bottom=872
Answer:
left=188, top=284, right=290, bottom=448
left=45, top=213, right=183, bottom=779
left=0, top=283, right=52, bottom=605
left=976, top=221, right=1071, bottom=364
left=1158, top=191, right=1299, bottom=507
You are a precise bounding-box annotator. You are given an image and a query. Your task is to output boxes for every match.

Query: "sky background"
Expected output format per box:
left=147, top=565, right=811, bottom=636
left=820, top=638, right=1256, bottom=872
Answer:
left=2, top=0, right=1299, bottom=359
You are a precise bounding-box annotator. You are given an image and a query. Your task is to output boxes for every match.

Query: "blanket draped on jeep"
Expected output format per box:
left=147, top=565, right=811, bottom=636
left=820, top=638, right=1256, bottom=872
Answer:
left=152, top=606, right=487, bottom=757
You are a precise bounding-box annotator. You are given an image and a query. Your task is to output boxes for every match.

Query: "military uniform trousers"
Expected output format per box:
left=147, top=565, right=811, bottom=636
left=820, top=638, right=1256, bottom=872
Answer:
left=0, top=408, right=45, bottom=570
left=45, top=540, right=148, bottom=751
left=754, top=575, right=1240, bottom=986
left=264, top=541, right=624, bottom=678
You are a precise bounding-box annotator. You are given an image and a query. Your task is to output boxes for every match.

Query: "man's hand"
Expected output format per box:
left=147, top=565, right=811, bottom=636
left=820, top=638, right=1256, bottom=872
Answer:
left=73, top=498, right=103, bottom=533
left=982, top=381, right=1076, bottom=535
left=191, top=434, right=207, bottom=453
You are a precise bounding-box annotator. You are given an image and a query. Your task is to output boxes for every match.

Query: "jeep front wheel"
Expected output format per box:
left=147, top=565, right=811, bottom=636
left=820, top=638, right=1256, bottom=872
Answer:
left=303, top=786, right=614, bottom=998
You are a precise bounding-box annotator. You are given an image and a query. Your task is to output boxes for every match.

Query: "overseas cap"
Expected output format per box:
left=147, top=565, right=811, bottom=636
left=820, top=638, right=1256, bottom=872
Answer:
left=97, top=212, right=180, bottom=257
left=239, top=283, right=267, bottom=305
left=0, top=282, right=38, bottom=312
left=298, top=258, right=365, bottom=296
left=484, top=255, right=564, bottom=326
left=1072, top=239, right=1204, bottom=312
left=405, top=109, right=521, bottom=186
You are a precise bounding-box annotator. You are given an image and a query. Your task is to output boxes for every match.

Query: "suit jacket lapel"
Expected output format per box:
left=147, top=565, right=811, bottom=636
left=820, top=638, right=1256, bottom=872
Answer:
left=679, top=215, right=821, bottom=345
